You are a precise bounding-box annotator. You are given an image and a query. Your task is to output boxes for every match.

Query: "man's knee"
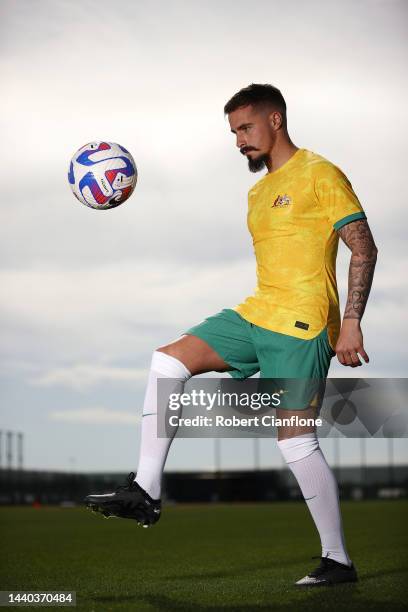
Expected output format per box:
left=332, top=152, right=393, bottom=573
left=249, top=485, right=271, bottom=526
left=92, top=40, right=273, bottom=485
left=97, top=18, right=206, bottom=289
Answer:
left=276, top=407, right=318, bottom=441
left=156, top=344, right=178, bottom=357
left=155, top=336, right=204, bottom=375
left=148, top=347, right=192, bottom=380
left=156, top=334, right=229, bottom=376
left=156, top=335, right=188, bottom=361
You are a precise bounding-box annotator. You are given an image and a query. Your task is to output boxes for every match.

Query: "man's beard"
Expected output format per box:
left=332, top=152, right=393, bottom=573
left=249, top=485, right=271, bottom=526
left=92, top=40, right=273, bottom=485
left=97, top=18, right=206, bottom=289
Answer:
left=247, top=152, right=269, bottom=173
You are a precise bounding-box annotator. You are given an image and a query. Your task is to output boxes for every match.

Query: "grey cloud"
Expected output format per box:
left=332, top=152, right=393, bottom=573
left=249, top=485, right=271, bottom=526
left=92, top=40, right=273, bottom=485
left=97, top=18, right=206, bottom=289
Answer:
left=1, top=0, right=407, bottom=471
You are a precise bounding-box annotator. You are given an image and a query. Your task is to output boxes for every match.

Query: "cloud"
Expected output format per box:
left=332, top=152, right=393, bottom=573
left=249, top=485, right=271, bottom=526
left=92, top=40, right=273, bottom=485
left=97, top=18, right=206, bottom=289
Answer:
left=1, top=0, right=407, bottom=273
left=49, top=406, right=139, bottom=425
left=30, top=363, right=148, bottom=390
left=1, top=0, right=407, bottom=470
left=1, top=251, right=407, bottom=380
left=0, top=259, right=255, bottom=366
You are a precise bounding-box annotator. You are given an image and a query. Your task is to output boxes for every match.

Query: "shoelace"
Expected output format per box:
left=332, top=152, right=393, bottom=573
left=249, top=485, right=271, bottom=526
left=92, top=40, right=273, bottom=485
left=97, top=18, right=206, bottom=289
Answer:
left=115, top=471, right=136, bottom=492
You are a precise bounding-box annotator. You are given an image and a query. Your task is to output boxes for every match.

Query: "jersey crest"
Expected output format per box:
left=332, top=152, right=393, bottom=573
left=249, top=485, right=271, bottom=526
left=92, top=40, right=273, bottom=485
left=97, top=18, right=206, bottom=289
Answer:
left=271, top=194, right=292, bottom=208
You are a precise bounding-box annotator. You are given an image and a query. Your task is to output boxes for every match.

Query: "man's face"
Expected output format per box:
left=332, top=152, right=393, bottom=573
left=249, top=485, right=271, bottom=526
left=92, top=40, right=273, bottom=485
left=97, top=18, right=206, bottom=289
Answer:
left=228, top=104, right=274, bottom=172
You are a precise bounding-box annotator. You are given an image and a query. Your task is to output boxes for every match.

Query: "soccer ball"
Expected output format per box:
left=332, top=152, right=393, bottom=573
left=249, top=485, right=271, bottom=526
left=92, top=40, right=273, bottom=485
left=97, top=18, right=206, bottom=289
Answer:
left=68, top=141, right=137, bottom=210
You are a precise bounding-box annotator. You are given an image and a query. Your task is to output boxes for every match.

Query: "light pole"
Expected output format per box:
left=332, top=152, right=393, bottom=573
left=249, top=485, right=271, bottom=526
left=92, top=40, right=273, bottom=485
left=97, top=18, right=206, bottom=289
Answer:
left=6, top=431, right=13, bottom=470
left=17, top=432, right=23, bottom=471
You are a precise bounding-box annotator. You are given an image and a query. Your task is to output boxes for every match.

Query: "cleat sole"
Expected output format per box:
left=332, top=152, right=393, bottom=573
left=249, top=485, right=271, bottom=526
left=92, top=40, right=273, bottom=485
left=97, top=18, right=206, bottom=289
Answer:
left=84, top=498, right=160, bottom=527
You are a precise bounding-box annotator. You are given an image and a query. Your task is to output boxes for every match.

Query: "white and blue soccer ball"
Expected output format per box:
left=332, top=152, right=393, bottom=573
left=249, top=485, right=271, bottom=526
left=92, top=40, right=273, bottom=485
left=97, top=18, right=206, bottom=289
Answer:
left=68, top=141, right=137, bottom=209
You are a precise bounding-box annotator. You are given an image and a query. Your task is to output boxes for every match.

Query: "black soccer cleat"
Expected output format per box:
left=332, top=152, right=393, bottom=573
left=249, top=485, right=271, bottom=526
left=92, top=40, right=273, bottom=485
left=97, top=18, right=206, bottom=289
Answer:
left=85, top=472, right=161, bottom=527
left=295, top=555, right=358, bottom=587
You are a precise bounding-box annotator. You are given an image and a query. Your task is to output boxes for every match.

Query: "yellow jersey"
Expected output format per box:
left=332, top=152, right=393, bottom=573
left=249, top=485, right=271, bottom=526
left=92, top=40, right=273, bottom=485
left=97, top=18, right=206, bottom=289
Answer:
left=233, top=148, right=366, bottom=350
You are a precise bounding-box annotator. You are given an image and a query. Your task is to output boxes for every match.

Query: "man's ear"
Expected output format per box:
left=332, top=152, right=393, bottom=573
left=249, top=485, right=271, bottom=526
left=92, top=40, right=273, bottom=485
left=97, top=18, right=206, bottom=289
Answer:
left=268, top=110, right=283, bottom=131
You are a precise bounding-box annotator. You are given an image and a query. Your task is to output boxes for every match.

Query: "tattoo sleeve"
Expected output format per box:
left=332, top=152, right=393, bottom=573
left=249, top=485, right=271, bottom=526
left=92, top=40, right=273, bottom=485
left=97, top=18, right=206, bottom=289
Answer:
left=337, top=219, right=378, bottom=320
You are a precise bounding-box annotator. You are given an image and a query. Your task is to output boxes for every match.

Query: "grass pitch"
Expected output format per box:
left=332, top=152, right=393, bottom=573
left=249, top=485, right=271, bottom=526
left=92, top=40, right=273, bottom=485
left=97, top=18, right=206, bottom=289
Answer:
left=1, top=500, right=407, bottom=611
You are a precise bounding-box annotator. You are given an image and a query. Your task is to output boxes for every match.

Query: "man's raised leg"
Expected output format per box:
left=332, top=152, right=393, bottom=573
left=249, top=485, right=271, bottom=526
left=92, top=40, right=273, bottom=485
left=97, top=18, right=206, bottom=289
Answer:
left=134, top=334, right=230, bottom=499
left=85, top=334, right=230, bottom=524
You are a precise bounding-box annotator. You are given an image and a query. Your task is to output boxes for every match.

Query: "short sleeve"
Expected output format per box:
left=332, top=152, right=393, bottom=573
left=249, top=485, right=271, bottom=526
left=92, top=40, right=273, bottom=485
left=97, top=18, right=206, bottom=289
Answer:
left=314, top=162, right=366, bottom=231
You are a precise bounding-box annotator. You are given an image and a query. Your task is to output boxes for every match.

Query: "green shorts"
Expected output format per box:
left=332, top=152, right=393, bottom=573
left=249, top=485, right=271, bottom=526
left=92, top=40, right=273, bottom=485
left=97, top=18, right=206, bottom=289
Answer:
left=184, top=308, right=336, bottom=411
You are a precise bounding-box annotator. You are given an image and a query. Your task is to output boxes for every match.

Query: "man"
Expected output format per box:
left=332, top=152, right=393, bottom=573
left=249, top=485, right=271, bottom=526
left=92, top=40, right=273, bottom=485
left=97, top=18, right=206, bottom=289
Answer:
left=85, top=84, right=378, bottom=587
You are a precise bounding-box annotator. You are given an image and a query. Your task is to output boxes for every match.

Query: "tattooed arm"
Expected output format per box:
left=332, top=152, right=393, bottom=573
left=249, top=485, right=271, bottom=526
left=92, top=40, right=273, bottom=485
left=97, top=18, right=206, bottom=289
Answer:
left=336, top=219, right=378, bottom=367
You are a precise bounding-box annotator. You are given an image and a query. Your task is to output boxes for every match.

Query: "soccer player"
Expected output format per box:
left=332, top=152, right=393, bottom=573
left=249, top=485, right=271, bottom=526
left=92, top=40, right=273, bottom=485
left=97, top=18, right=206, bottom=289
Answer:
left=85, top=84, right=378, bottom=587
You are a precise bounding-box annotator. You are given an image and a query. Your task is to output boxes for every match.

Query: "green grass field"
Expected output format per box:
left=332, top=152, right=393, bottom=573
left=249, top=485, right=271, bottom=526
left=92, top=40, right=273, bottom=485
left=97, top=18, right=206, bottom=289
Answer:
left=1, top=501, right=407, bottom=611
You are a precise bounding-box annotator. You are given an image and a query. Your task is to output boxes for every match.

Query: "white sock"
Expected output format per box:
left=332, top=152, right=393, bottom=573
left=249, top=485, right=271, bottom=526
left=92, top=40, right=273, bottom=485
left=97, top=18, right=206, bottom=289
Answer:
left=135, top=351, right=191, bottom=500
left=277, top=433, right=352, bottom=567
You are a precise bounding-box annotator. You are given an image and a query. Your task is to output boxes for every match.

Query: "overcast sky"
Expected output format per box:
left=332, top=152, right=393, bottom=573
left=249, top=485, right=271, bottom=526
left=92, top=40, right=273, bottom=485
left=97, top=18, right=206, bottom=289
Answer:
left=1, top=0, right=407, bottom=473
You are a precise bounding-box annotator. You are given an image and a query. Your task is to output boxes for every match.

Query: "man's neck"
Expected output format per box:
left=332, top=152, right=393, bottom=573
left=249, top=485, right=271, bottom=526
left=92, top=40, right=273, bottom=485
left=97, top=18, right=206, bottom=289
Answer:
left=266, top=141, right=299, bottom=173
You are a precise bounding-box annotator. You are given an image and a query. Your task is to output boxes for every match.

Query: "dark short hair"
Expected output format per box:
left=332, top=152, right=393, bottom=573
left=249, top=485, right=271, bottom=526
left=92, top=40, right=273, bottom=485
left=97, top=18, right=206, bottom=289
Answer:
left=224, top=83, right=286, bottom=123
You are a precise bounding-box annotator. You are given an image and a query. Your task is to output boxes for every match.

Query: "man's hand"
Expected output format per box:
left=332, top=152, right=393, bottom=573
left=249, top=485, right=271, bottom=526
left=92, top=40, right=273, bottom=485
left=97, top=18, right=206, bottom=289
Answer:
left=335, top=319, right=369, bottom=367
